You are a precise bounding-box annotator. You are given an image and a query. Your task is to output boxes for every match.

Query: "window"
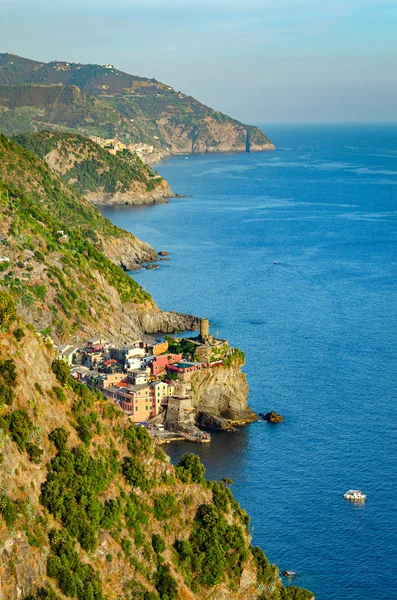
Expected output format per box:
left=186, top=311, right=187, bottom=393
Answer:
left=135, top=406, right=138, bottom=411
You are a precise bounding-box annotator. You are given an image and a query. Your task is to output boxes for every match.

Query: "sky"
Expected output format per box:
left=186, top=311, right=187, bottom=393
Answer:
left=1, top=0, right=396, bottom=124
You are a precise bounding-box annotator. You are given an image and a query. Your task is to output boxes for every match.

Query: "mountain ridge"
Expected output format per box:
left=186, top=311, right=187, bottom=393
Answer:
left=0, top=53, right=274, bottom=159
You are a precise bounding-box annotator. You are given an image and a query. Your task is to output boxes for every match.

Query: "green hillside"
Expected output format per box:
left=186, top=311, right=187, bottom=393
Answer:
left=0, top=133, right=158, bottom=341
left=0, top=53, right=274, bottom=155
left=13, top=131, right=171, bottom=203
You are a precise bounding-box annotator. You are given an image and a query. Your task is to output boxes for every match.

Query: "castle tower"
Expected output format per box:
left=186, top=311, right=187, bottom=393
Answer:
left=199, top=318, right=211, bottom=344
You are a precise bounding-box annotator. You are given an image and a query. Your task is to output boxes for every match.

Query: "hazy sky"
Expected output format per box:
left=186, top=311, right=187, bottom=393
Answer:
left=1, top=0, right=396, bottom=124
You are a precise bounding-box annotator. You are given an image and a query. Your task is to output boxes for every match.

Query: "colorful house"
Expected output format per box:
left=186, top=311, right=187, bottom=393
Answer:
left=150, top=353, right=182, bottom=376
left=103, top=384, right=153, bottom=422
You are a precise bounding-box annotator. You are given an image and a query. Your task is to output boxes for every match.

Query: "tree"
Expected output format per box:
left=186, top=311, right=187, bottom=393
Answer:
left=176, top=453, right=206, bottom=484
left=0, top=292, right=17, bottom=331
left=52, top=359, right=70, bottom=386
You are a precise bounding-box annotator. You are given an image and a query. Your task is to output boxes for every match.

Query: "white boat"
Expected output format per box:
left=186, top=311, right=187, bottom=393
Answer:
left=344, top=489, right=366, bottom=502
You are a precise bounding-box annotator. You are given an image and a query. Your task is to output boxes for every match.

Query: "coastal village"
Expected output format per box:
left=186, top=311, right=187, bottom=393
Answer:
left=55, top=319, right=236, bottom=444
left=89, top=135, right=159, bottom=163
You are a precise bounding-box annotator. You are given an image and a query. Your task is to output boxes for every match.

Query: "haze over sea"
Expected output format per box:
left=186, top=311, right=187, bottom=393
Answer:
left=101, top=124, right=397, bottom=600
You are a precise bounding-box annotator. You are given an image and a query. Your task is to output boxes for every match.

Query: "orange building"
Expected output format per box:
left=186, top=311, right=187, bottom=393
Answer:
left=103, top=384, right=153, bottom=422
left=152, top=341, right=169, bottom=356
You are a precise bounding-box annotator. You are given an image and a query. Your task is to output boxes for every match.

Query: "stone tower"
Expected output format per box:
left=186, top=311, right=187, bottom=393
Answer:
left=199, top=318, right=212, bottom=344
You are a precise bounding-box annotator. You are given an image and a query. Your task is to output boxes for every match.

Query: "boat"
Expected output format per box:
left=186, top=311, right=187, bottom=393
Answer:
left=344, top=489, right=366, bottom=502
left=282, top=571, right=296, bottom=578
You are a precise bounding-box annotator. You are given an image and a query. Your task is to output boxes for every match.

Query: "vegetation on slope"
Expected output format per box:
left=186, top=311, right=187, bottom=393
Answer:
left=0, top=134, right=156, bottom=340
left=0, top=84, right=136, bottom=140
left=0, top=299, right=313, bottom=600
left=0, top=53, right=274, bottom=155
left=13, top=132, right=169, bottom=201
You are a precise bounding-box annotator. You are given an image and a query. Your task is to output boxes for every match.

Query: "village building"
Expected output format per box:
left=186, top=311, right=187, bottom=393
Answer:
left=110, top=345, right=145, bottom=362
left=54, top=344, right=79, bottom=366
left=148, top=341, right=169, bottom=356
left=150, top=381, right=169, bottom=411
left=150, top=353, right=182, bottom=376
left=102, top=383, right=153, bottom=422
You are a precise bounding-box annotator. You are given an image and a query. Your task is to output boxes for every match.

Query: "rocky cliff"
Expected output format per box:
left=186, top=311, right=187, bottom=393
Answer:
left=0, top=53, right=275, bottom=158
left=191, top=364, right=257, bottom=427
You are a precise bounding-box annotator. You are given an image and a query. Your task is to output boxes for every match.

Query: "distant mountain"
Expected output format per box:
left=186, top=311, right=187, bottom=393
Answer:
left=0, top=53, right=274, bottom=157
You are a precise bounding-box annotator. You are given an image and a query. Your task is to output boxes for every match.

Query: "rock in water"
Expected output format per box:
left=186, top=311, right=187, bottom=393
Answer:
left=262, top=411, right=284, bottom=423
left=196, top=411, right=234, bottom=430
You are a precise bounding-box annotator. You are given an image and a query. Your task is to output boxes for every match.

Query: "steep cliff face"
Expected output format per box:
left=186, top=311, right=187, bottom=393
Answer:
left=156, top=115, right=274, bottom=155
left=190, top=365, right=256, bottom=425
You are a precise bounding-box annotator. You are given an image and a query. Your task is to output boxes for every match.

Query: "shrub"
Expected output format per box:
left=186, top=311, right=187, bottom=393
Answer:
left=175, top=453, right=205, bottom=484
left=34, top=381, right=44, bottom=395
left=0, top=358, right=17, bottom=408
left=48, top=427, right=69, bottom=451
left=41, top=445, right=113, bottom=553
left=0, top=358, right=17, bottom=386
left=13, top=326, right=25, bottom=341
left=280, top=586, right=314, bottom=600
left=26, top=442, right=44, bottom=464
left=0, top=494, right=20, bottom=528
left=121, top=536, right=132, bottom=557
left=152, top=533, right=166, bottom=555
left=122, top=456, right=149, bottom=491
left=24, top=585, right=61, bottom=600
left=153, top=493, right=180, bottom=521
left=0, top=291, right=17, bottom=330
left=51, top=359, right=70, bottom=386
left=32, top=284, right=46, bottom=300
left=176, top=503, right=247, bottom=588
left=251, top=545, right=274, bottom=585
left=47, top=530, right=104, bottom=600
left=8, top=409, right=33, bottom=450
left=211, top=481, right=232, bottom=513
left=53, top=386, right=67, bottom=403
left=154, top=564, right=178, bottom=600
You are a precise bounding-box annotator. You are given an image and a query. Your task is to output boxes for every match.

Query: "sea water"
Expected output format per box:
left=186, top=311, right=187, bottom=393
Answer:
left=100, top=124, right=397, bottom=600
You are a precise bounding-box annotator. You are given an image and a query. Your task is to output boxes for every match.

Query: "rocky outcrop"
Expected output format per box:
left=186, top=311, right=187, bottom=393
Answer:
left=196, top=411, right=234, bottom=431
left=136, top=308, right=199, bottom=335
left=100, top=232, right=158, bottom=271
left=260, top=412, right=284, bottom=423
left=85, top=178, right=173, bottom=206
left=156, top=116, right=274, bottom=156
left=189, top=364, right=257, bottom=425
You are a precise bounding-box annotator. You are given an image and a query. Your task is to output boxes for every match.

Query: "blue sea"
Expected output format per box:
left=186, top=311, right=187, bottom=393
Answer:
left=100, top=124, right=397, bottom=600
